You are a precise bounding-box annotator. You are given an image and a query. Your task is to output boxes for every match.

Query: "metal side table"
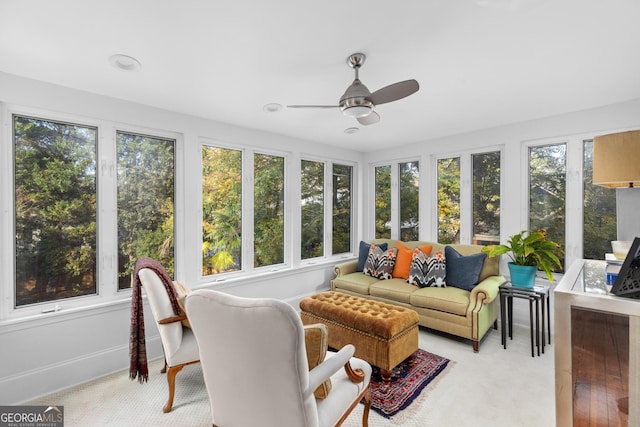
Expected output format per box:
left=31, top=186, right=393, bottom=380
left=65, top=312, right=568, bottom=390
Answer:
left=499, top=281, right=551, bottom=357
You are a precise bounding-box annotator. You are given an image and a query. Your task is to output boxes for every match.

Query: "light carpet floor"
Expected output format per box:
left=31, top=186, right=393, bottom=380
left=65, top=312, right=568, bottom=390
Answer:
left=28, top=321, right=555, bottom=426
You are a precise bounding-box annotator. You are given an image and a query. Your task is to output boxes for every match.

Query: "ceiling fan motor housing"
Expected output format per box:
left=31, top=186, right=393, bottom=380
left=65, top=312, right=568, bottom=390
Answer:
left=340, top=79, right=374, bottom=118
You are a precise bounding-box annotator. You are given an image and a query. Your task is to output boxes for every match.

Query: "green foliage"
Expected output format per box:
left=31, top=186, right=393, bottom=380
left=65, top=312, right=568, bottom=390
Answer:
left=116, top=132, right=175, bottom=288
left=529, top=145, right=565, bottom=264
left=254, top=154, right=284, bottom=266
left=582, top=140, right=617, bottom=259
left=301, top=160, right=324, bottom=259
left=14, top=116, right=97, bottom=305
left=482, top=230, right=564, bottom=282
left=400, top=161, right=419, bottom=241
left=437, top=158, right=460, bottom=244
left=332, top=164, right=352, bottom=254
left=202, top=146, right=243, bottom=274
left=375, top=165, right=391, bottom=238
left=472, top=152, right=500, bottom=244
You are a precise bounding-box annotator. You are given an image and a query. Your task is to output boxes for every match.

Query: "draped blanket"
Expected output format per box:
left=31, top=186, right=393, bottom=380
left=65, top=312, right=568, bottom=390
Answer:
left=129, top=257, right=181, bottom=383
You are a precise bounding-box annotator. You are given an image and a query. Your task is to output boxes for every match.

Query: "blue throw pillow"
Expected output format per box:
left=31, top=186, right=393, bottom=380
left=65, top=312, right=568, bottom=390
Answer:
left=444, top=246, right=487, bottom=291
left=357, top=241, right=388, bottom=272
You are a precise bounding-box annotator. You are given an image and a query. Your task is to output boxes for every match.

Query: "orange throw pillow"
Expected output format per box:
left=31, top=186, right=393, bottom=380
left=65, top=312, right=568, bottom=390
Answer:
left=392, top=242, right=433, bottom=279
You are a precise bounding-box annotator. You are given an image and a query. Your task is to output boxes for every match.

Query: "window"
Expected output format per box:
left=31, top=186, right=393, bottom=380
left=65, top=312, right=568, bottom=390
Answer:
left=582, top=139, right=617, bottom=259
left=301, top=160, right=324, bottom=260
left=254, top=153, right=285, bottom=267
left=117, top=131, right=175, bottom=289
left=435, top=150, right=501, bottom=245
left=529, top=143, right=566, bottom=270
left=437, top=157, right=460, bottom=244
left=372, top=161, right=420, bottom=240
left=332, top=164, right=352, bottom=254
left=301, top=160, right=354, bottom=259
left=472, top=152, right=501, bottom=245
left=14, top=115, right=97, bottom=307
left=374, top=165, right=391, bottom=238
left=202, top=145, right=242, bottom=275
left=399, top=161, right=420, bottom=241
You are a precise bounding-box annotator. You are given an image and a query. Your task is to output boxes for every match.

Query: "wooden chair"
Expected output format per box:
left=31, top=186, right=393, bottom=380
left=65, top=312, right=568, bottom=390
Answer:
left=137, top=267, right=200, bottom=412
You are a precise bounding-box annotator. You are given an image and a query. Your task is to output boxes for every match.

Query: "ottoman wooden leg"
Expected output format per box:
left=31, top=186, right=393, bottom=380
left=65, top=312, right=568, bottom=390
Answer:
left=381, top=369, right=392, bottom=381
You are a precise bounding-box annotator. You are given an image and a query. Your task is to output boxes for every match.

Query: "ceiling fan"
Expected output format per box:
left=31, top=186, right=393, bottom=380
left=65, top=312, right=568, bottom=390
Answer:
left=287, top=53, right=419, bottom=126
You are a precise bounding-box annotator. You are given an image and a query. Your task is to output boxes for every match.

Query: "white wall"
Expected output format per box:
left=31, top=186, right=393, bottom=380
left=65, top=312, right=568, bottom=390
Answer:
left=2, top=70, right=640, bottom=404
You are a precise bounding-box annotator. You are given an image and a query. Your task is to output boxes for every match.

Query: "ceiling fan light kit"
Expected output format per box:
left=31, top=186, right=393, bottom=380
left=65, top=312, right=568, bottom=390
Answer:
left=287, top=52, right=419, bottom=126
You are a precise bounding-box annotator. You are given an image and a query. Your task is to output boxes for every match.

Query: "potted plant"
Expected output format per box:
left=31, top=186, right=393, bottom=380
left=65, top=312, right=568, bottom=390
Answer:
left=482, top=230, right=564, bottom=288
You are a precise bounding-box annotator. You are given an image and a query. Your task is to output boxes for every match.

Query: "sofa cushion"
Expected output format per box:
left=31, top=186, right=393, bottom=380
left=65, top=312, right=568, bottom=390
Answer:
left=363, top=245, right=397, bottom=280
left=445, top=246, right=487, bottom=291
left=408, top=249, right=447, bottom=288
left=410, top=286, right=471, bottom=316
left=369, top=279, right=417, bottom=304
left=357, top=241, right=388, bottom=272
left=332, top=272, right=379, bottom=295
left=392, top=242, right=433, bottom=279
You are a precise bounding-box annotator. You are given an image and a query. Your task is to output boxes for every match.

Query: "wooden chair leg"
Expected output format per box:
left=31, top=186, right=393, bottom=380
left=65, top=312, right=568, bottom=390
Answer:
left=163, top=364, right=184, bottom=413
left=362, top=388, right=372, bottom=427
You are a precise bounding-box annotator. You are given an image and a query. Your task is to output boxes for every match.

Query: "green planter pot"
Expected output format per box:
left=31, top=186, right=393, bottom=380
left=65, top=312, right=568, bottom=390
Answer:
left=508, top=262, right=537, bottom=289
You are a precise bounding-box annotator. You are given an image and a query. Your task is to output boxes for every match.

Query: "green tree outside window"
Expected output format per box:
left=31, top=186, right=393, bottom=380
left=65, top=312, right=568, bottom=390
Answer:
left=14, top=116, right=97, bottom=306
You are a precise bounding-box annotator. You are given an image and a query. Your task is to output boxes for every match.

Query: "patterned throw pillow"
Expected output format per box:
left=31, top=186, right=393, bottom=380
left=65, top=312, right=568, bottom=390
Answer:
left=408, top=249, right=447, bottom=288
left=363, top=244, right=398, bottom=280
left=357, top=241, right=388, bottom=272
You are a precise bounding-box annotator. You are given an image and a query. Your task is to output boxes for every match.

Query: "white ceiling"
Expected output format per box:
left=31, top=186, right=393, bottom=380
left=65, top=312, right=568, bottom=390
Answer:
left=1, top=0, right=639, bottom=152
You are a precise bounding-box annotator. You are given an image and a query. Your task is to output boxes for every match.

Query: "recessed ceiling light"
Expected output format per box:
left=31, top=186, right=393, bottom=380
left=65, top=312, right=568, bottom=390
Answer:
left=263, top=103, right=283, bottom=113
left=344, top=127, right=359, bottom=134
left=108, top=54, right=142, bottom=71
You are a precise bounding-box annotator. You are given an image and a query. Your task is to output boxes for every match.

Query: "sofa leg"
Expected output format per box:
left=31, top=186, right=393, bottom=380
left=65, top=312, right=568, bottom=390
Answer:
left=473, top=340, right=479, bottom=352
left=493, top=320, right=498, bottom=330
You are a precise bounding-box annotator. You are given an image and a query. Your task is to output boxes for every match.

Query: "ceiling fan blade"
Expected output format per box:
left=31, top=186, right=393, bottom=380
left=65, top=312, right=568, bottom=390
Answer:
left=287, top=105, right=339, bottom=109
left=357, top=111, right=380, bottom=126
left=369, top=79, right=419, bottom=105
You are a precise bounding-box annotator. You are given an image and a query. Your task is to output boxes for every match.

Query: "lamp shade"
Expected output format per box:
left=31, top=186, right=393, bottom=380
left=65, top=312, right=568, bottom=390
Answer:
left=593, top=130, right=640, bottom=188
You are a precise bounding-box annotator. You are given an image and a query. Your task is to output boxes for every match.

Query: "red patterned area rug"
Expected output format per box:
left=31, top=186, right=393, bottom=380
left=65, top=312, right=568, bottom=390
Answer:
left=369, top=349, right=451, bottom=419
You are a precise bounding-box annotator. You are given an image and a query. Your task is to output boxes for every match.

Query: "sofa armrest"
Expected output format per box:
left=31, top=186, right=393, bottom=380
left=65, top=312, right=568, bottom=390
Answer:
left=470, top=275, right=506, bottom=306
left=334, top=260, right=358, bottom=277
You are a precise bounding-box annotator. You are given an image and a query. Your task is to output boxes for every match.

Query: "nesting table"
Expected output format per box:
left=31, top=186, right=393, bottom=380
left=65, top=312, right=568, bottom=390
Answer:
left=499, top=282, right=551, bottom=357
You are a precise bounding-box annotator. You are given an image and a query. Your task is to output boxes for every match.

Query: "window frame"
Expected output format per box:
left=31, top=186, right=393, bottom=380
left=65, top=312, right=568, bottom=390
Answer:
left=370, top=158, right=422, bottom=240
left=1, top=104, right=183, bottom=321
left=251, top=149, right=288, bottom=272
left=300, top=158, right=326, bottom=261
left=522, top=138, right=569, bottom=272
left=432, top=146, right=504, bottom=245
left=299, top=155, right=357, bottom=264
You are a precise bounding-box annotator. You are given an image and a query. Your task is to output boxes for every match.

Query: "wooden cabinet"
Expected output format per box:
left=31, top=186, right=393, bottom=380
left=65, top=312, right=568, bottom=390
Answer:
left=555, top=260, right=640, bottom=427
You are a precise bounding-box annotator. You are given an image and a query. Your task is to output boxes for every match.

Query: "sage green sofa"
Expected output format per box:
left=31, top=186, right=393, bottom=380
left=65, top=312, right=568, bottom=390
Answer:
left=330, top=239, right=505, bottom=352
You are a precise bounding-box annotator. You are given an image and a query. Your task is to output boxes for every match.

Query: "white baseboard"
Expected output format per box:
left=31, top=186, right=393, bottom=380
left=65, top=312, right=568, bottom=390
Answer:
left=3, top=335, right=163, bottom=405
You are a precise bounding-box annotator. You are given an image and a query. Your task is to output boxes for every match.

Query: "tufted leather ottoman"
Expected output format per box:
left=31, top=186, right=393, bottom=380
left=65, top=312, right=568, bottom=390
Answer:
left=300, top=291, right=419, bottom=379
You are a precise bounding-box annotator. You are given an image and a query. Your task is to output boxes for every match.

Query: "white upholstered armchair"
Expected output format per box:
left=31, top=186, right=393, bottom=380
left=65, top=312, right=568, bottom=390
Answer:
left=136, top=266, right=200, bottom=412
left=185, top=289, right=372, bottom=427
